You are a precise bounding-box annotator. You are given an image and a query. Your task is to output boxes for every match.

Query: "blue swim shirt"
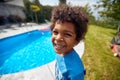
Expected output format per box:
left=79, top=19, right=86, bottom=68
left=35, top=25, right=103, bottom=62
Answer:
left=55, top=49, right=85, bottom=80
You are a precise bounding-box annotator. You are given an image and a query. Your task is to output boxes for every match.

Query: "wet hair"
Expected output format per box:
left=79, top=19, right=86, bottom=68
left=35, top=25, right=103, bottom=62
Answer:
left=50, top=4, right=89, bottom=41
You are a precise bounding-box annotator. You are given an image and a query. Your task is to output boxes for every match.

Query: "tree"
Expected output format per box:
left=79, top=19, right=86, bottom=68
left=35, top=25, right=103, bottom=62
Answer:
left=94, top=0, right=120, bottom=28
left=24, top=0, right=42, bottom=23
left=96, top=0, right=120, bottom=21
left=83, top=4, right=95, bottom=24
left=23, top=0, right=32, bottom=22
left=59, top=0, right=66, bottom=5
left=30, top=4, right=40, bottom=23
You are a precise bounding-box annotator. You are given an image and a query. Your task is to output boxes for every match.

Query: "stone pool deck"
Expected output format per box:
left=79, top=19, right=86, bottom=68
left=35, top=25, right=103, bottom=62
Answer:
left=0, top=23, right=49, bottom=39
left=0, top=23, right=84, bottom=80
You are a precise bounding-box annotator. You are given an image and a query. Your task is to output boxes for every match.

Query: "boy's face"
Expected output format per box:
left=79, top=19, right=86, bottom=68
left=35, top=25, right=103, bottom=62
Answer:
left=52, top=22, right=79, bottom=56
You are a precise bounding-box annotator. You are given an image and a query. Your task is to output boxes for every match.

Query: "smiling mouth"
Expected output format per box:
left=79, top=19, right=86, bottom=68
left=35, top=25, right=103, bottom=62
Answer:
left=54, top=44, right=65, bottom=50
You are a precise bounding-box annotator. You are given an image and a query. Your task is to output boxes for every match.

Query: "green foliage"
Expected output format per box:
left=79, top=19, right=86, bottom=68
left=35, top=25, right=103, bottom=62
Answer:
left=23, top=0, right=53, bottom=23
left=59, top=0, right=66, bottom=5
left=95, top=17, right=119, bottom=29
left=30, top=4, right=40, bottom=12
left=94, top=0, right=120, bottom=28
left=38, top=5, right=53, bottom=23
left=83, top=25, right=120, bottom=80
left=23, top=0, right=33, bottom=22
left=83, top=4, right=96, bottom=24
left=23, top=0, right=95, bottom=24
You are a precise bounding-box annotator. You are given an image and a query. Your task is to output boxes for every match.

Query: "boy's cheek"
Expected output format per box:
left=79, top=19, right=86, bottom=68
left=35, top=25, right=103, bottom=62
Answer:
left=51, top=37, right=54, bottom=43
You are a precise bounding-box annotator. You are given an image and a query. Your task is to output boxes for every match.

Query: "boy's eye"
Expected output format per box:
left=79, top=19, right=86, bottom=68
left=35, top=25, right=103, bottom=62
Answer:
left=64, top=33, right=72, bottom=37
left=52, top=31, right=58, bottom=35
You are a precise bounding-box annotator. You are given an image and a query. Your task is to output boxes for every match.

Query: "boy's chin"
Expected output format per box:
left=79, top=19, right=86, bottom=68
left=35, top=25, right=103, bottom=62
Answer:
left=55, top=50, right=64, bottom=55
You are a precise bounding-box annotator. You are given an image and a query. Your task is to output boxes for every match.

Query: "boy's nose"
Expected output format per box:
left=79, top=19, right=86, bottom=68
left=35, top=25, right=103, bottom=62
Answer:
left=56, top=34, right=64, bottom=41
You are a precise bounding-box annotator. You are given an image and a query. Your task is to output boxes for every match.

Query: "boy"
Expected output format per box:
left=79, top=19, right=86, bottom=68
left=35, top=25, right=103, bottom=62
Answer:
left=50, top=4, right=89, bottom=80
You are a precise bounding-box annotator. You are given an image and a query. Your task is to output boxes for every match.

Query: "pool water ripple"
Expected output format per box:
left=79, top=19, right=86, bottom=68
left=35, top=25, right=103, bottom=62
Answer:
left=0, top=30, right=56, bottom=75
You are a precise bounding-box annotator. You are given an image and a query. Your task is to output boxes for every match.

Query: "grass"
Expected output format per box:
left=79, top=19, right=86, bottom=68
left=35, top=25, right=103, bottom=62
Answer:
left=82, top=25, right=120, bottom=80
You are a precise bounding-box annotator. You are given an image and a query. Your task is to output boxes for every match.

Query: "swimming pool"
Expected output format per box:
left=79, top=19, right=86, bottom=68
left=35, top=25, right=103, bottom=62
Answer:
left=0, top=29, right=56, bottom=75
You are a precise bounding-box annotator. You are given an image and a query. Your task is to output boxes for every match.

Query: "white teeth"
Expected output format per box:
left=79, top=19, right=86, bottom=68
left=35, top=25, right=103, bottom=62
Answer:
left=56, top=45, right=63, bottom=48
left=55, top=44, right=64, bottom=49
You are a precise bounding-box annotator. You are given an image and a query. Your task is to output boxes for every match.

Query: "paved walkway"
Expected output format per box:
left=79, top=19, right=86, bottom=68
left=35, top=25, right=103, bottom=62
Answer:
left=0, top=23, right=49, bottom=39
left=0, top=23, right=84, bottom=80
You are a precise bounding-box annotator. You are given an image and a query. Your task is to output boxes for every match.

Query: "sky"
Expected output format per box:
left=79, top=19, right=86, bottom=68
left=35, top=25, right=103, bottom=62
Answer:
left=39, top=0, right=99, bottom=18
left=39, top=0, right=98, bottom=7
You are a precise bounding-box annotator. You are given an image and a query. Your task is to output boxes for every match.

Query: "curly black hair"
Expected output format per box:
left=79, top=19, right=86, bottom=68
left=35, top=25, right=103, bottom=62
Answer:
left=50, top=4, right=89, bottom=41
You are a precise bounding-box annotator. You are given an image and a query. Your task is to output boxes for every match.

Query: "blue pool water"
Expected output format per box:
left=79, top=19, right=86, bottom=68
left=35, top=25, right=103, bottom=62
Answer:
left=0, top=29, right=56, bottom=75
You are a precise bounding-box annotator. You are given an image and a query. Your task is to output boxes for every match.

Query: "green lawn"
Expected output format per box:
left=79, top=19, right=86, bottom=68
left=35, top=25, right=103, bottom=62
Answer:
left=82, top=25, right=120, bottom=80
